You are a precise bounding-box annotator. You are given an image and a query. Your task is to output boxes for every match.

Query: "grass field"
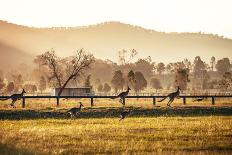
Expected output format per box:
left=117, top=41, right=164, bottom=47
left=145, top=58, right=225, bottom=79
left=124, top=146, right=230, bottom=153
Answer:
left=0, top=99, right=232, bottom=154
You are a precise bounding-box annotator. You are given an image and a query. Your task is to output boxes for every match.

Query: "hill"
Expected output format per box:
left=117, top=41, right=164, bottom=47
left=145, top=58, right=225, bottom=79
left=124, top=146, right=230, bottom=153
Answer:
left=0, top=20, right=231, bottom=68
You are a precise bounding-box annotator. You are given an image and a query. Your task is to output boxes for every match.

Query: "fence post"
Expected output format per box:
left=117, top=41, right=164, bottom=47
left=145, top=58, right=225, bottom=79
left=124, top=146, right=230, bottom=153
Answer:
left=183, top=97, right=186, bottom=105
left=212, top=97, right=215, bottom=105
left=91, top=97, right=94, bottom=107
left=56, top=97, right=60, bottom=106
left=22, top=97, right=25, bottom=108
left=153, top=97, right=156, bottom=106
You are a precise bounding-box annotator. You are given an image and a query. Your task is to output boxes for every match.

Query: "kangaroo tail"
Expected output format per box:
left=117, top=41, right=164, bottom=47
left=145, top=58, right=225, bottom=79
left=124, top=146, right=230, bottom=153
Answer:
left=158, top=96, right=167, bottom=102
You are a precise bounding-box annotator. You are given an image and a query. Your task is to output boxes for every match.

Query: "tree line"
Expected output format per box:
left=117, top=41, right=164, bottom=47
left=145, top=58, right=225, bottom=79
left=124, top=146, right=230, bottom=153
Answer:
left=0, top=48, right=231, bottom=95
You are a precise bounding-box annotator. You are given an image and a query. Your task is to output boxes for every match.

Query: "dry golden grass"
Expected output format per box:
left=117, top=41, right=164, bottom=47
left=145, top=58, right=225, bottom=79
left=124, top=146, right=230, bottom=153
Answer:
left=0, top=99, right=232, bottom=154
left=0, top=116, right=232, bottom=154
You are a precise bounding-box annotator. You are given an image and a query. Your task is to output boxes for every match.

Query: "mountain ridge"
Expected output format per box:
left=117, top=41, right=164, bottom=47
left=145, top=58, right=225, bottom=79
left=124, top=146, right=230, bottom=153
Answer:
left=0, top=20, right=231, bottom=69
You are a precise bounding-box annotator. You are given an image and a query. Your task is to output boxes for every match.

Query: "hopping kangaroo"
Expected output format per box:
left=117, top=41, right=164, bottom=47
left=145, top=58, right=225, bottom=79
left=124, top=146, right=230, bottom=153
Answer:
left=111, top=87, right=131, bottom=105
left=66, top=102, right=84, bottom=119
left=193, top=97, right=205, bottom=102
left=119, top=110, right=132, bottom=121
left=0, top=89, right=26, bottom=108
left=158, top=86, right=181, bottom=107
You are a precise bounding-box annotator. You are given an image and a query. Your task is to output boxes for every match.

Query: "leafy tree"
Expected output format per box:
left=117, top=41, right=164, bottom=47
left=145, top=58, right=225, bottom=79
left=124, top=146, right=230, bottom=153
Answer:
left=193, top=56, right=207, bottom=78
left=150, top=78, right=162, bottom=90
left=97, top=84, right=103, bottom=92
left=215, top=58, right=231, bottom=75
left=34, top=49, right=94, bottom=97
left=111, top=70, right=125, bottom=92
left=134, top=57, right=155, bottom=78
left=174, top=68, right=190, bottom=90
left=24, top=84, right=37, bottom=94
left=219, top=72, right=232, bottom=90
left=134, top=71, right=147, bottom=93
left=127, top=70, right=136, bottom=88
left=0, top=70, right=5, bottom=92
left=103, top=83, right=111, bottom=93
left=193, top=56, right=208, bottom=89
left=84, top=75, right=91, bottom=87
left=39, top=76, right=46, bottom=93
left=11, top=74, right=23, bottom=91
left=202, top=70, right=210, bottom=89
left=6, top=82, right=14, bottom=93
left=157, top=62, right=165, bottom=75
left=210, top=56, right=216, bottom=71
left=165, top=63, right=173, bottom=74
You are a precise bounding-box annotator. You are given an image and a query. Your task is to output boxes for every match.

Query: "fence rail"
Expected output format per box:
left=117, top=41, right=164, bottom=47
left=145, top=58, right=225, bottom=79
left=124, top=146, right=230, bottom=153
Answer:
left=1, top=95, right=232, bottom=108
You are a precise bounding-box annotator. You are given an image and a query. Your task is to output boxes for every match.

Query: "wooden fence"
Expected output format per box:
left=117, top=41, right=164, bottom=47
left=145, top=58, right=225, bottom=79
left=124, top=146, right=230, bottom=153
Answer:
left=1, top=95, right=232, bottom=108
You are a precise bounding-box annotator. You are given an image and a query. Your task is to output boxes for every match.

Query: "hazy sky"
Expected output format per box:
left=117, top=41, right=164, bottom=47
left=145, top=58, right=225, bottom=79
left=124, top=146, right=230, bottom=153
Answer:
left=0, top=0, right=232, bottom=38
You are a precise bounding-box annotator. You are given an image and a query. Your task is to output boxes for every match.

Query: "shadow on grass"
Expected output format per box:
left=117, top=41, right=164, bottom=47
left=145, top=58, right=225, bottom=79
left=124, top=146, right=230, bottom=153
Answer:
left=0, top=106, right=232, bottom=120
left=0, top=143, right=43, bottom=155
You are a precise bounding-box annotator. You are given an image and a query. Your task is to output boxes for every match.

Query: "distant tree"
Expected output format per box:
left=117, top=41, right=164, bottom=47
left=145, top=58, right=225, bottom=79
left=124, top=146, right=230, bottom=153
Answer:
left=0, top=78, right=5, bottom=92
left=193, top=56, right=207, bottom=78
left=219, top=72, right=232, bottom=90
left=11, top=74, right=23, bottom=91
left=207, top=80, right=219, bottom=89
left=111, top=70, right=125, bottom=92
left=118, top=49, right=138, bottom=65
left=6, top=82, right=14, bottom=93
left=174, top=68, right=190, bottom=90
left=210, top=56, right=216, bottom=71
left=34, top=49, right=94, bottom=97
left=127, top=70, right=136, bottom=88
left=84, top=75, right=91, bottom=87
left=202, top=70, right=210, bottom=89
left=39, top=76, right=46, bottom=93
left=103, top=83, right=111, bottom=93
left=165, top=63, right=173, bottom=74
left=0, top=70, right=5, bottom=92
left=193, top=56, right=209, bottom=89
left=24, top=84, right=37, bottom=94
left=90, top=59, right=116, bottom=83
left=150, top=78, right=162, bottom=90
left=215, top=58, right=231, bottom=75
left=157, top=62, right=165, bottom=75
left=134, top=57, right=155, bottom=78
left=134, top=71, right=147, bottom=93
left=97, top=84, right=103, bottom=92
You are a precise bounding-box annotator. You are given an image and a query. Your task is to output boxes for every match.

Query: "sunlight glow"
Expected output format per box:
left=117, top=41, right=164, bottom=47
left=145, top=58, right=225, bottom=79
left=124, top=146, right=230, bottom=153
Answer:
left=0, top=0, right=232, bottom=38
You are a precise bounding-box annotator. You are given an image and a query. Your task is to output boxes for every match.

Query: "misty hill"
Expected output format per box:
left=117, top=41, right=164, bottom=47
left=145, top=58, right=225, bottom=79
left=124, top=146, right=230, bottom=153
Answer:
left=0, top=20, right=231, bottom=68
left=0, top=41, right=33, bottom=72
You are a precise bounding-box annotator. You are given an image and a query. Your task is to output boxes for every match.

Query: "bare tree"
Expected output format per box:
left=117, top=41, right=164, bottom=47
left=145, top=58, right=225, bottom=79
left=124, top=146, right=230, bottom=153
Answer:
left=35, top=49, right=94, bottom=97
left=118, top=49, right=137, bottom=65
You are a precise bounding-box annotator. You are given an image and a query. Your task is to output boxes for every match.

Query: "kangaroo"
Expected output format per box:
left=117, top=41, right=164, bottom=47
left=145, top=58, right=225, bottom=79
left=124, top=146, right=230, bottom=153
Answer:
left=193, top=97, right=205, bottom=102
left=111, top=87, right=131, bottom=105
left=119, top=110, right=132, bottom=121
left=158, top=86, right=181, bottom=107
left=66, top=102, right=84, bottom=119
left=0, top=89, right=26, bottom=108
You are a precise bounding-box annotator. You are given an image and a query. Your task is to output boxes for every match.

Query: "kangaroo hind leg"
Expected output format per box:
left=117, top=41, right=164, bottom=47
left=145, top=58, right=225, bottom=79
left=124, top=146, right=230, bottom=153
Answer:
left=10, top=100, right=16, bottom=108
left=167, top=98, right=174, bottom=107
